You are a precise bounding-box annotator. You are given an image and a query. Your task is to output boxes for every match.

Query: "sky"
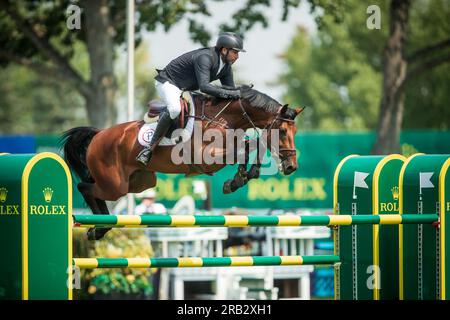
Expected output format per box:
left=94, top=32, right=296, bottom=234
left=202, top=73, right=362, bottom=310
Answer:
left=142, top=1, right=316, bottom=102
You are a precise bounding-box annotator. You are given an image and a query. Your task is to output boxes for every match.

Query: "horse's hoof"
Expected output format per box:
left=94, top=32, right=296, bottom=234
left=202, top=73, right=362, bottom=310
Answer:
left=87, top=227, right=110, bottom=240
left=223, top=180, right=233, bottom=194
left=87, top=228, right=97, bottom=240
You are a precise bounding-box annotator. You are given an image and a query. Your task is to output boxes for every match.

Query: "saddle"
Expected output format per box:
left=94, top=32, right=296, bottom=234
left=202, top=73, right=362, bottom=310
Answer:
left=146, top=96, right=191, bottom=138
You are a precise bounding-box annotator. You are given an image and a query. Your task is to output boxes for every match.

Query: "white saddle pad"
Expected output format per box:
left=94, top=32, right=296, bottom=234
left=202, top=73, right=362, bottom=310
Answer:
left=138, top=93, right=195, bottom=147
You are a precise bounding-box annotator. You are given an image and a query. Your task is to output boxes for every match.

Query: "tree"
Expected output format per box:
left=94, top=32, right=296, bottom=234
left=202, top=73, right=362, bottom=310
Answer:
left=0, top=63, right=86, bottom=134
left=280, top=0, right=450, bottom=152
left=2, top=0, right=327, bottom=129
left=280, top=2, right=386, bottom=130
left=0, top=40, right=154, bottom=134
left=1, top=0, right=118, bottom=127
left=403, top=1, right=450, bottom=129
left=371, top=0, right=450, bottom=153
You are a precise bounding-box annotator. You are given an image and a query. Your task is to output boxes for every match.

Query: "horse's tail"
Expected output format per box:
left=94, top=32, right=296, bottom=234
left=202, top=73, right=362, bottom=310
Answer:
left=60, top=127, right=99, bottom=183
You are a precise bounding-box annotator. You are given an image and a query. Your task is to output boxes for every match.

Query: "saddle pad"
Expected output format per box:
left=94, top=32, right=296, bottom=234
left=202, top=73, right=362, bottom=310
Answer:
left=138, top=93, right=195, bottom=147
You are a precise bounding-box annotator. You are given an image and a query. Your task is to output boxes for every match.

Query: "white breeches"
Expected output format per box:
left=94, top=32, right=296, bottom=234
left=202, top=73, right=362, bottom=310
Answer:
left=155, top=80, right=182, bottom=119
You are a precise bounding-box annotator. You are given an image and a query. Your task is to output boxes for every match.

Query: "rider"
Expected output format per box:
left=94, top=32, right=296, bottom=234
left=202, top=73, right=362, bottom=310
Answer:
left=136, top=32, right=246, bottom=166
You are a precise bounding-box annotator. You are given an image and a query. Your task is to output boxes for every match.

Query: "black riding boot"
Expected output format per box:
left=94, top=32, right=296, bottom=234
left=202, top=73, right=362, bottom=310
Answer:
left=136, top=109, right=174, bottom=166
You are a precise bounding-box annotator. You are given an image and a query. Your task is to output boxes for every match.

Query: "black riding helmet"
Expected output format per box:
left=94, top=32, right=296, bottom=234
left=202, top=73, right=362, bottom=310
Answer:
left=216, top=32, right=246, bottom=52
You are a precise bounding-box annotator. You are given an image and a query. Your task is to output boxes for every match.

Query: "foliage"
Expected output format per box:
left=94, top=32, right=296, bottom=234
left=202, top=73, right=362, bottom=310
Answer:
left=0, top=0, right=345, bottom=130
left=401, top=143, right=419, bottom=158
left=0, top=43, right=87, bottom=134
left=280, top=0, right=450, bottom=131
left=74, top=228, right=155, bottom=298
left=116, top=40, right=157, bottom=120
left=403, top=0, right=450, bottom=129
left=0, top=39, right=156, bottom=133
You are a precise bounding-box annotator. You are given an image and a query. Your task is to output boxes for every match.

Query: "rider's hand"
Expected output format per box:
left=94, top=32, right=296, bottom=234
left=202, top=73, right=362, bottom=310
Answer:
left=227, top=89, right=241, bottom=100
left=238, top=84, right=253, bottom=90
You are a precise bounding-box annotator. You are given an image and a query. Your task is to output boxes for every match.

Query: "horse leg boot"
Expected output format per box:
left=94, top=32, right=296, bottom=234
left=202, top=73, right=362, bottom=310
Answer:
left=224, top=161, right=261, bottom=194
left=223, top=163, right=261, bottom=194
left=223, top=142, right=250, bottom=194
left=247, top=163, right=261, bottom=180
left=136, top=109, right=174, bottom=166
left=223, top=164, right=248, bottom=194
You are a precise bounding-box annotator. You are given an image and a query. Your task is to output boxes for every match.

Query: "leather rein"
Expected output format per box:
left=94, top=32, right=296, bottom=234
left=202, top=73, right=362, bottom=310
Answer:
left=188, top=97, right=297, bottom=162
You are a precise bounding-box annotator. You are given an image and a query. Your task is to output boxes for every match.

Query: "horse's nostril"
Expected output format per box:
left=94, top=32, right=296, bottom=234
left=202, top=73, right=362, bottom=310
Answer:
left=284, top=164, right=296, bottom=175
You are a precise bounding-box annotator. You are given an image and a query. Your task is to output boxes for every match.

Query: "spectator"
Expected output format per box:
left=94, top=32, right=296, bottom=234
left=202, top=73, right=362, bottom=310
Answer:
left=135, top=189, right=167, bottom=215
left=133, top=188, right=167, bottom=300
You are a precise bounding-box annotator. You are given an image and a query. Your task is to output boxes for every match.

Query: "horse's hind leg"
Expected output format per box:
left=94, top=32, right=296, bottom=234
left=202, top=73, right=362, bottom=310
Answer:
left=78, top=182, right=101, bottom=214
left=92, top=199, right=112, bottom=240
left=128, top=170, right=157, bottom=193
left=78, top=182, right=112, bottom=240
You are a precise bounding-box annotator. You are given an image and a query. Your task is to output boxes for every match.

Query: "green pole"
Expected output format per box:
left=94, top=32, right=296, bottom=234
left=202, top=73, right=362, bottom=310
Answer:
left=73, top=255, right=340, bottom=268
left=73, top=214, right=438, bottom=228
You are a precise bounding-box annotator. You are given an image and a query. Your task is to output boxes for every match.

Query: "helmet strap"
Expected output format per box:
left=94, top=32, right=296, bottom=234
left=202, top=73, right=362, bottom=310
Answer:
left=224, top=48, right=231, bottom=63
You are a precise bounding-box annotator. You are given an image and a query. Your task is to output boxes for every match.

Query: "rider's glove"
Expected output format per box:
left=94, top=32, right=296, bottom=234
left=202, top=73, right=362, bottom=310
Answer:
left=226, top=89, right=241, bottom=100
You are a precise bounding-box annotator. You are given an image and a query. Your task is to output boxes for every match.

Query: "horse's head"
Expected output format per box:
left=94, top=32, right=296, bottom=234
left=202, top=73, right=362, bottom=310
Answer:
left=238, top=86, right=303, bottom=175
left=271, top=104, right=304, bottom=176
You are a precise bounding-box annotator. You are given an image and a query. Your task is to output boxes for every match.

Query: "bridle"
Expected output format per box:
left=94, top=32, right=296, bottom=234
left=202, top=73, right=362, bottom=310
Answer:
left=190, top=96, right=299, bottom=162
left=238, top=100, right=298, bottom=162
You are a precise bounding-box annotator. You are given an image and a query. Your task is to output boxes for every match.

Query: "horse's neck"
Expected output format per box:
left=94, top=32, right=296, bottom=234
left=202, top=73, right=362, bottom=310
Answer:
left=193, top=96, right=275, bottom=129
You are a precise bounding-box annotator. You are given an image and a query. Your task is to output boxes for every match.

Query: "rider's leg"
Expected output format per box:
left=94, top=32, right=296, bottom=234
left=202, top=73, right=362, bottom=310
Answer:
left=136, top=81, right=182, bottom=166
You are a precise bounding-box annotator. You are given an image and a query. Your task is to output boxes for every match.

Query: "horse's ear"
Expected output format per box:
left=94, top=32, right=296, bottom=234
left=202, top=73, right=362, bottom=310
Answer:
left=280, top=104, right=289, bottom=114
left=294, top=106, right=306, bottom=118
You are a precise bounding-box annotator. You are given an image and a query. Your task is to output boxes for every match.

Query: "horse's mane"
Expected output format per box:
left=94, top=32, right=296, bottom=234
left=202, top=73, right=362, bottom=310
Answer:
left=195, top=86, right=282, bottom=114
left=240, top=86, right=281, bottom=114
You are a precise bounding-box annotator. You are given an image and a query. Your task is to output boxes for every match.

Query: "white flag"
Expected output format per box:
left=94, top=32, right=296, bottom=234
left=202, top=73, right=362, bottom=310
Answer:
left=353, top=171, right=369, bottom=199
left=354, top=171, right=369, bottom=188
left=419, top=172, right=434, bottom=194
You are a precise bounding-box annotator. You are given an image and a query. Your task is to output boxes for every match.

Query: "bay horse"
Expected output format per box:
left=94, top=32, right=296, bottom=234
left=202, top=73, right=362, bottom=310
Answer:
left=62, top=86, right=303, bottom=240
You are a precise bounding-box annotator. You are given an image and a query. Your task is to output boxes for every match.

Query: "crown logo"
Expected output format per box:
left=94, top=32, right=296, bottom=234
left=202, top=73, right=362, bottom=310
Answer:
left=43, top=187, right=53, bottom=203
left=391, top=186, right=399, bottom=200
left=0, top=187, right=7, bottom=203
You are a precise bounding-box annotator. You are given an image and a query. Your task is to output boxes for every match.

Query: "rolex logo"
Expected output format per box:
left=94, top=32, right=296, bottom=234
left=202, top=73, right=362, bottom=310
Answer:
left=391, top=186, right=399, bottom=200
left=0, top=187, right=7, bottom=203
left=43, top=187, right=53, bottom=203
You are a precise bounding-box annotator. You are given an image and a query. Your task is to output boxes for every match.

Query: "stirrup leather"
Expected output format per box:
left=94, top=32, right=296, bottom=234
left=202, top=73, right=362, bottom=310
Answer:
left=136, top=148, right=152, bottom=165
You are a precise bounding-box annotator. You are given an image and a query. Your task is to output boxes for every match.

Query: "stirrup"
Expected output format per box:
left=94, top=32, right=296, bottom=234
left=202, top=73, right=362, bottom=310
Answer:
left=136, top=148, right=152, bottom=166
left=137, top=110, right=173, bottom=166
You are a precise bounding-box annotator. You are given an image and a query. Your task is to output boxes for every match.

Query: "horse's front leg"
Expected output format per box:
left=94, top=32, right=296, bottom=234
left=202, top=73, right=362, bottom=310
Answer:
left=223, top=163, right=249, bottom=194
left=246, top=162, right=262, bottom=180
left=223, top=161, right=262, bottom=193
left=244, top=135, right=264, bottom=182
left=222, top=140, right=251, bottom=194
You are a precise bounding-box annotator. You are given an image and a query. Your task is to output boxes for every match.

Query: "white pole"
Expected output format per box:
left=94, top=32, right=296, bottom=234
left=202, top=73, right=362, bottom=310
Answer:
left=126, top=0, right=135, bottom=215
